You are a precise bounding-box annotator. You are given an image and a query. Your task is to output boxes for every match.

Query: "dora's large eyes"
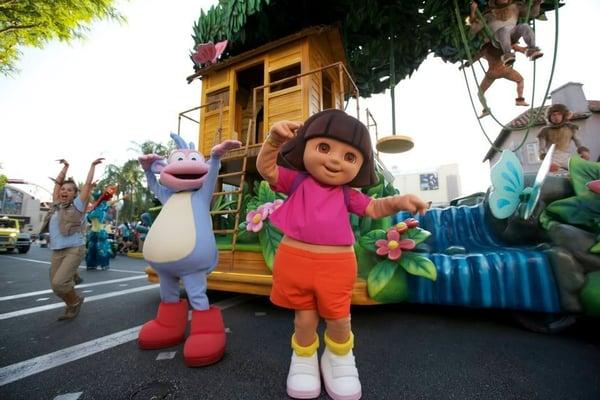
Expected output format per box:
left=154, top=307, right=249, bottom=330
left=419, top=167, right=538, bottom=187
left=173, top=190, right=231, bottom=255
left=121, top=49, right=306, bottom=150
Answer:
left=344, top=152, right=357, bottom=163
left=317, top=143, right=330, bottom=153
left=169, top=151, right=185, bottom=162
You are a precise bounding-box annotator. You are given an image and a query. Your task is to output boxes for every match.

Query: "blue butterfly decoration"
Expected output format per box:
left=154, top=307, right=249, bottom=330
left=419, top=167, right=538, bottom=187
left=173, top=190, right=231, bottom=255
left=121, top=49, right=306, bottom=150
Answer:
left=489, top=144, right=556, bottom=220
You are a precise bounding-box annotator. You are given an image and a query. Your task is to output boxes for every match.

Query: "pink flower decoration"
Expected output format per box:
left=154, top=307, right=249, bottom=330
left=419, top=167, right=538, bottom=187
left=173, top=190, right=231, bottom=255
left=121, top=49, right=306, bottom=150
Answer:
left=272, top=199, right=284, bottom=211
left=257, top=199, right=284, bottom=217
left=375, top=229, right=416, bottom=260
left=257, top=202, right=274, bottom=216
left=246, top=208, right=268, bottom=232
left=587, top=179, right=600, bottom=194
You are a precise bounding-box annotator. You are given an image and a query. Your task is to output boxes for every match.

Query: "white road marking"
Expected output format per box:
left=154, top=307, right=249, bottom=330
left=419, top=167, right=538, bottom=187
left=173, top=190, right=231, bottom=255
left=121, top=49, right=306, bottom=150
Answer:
left=35, top=298, right=50, bottom=302
left=1, top=255, right=145, bottom=275
left=82, top=290, right=93, bottom=293
left=0, top=275, right=148, bottom=301
left=0, top=284, right=160, bottom=320
left=53, top=392, right=83, bottom=400
left=155, top=351, right=176, bottom=361
left=118, top=283, right=128, bottom=287
left=255, top=311, right=267, bottom=317
left=0, top=295, right=253, bottom=386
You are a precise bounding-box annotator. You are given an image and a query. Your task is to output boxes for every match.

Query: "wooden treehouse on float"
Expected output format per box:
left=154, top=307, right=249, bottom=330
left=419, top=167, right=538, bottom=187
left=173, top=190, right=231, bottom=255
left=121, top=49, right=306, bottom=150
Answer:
left=178, top=26, right=378, bottom=304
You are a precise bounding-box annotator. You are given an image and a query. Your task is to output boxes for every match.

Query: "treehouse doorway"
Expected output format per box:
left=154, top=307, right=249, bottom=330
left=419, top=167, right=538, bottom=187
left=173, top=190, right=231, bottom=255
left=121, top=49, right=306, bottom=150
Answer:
left=235, top=62, right=264, bottom=145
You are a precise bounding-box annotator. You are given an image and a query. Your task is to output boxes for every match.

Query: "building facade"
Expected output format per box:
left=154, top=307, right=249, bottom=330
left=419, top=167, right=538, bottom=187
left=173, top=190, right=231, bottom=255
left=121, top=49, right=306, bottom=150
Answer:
left=391, top=164, right=461, bottom=208
left=0, top=182, right=47, bottom=233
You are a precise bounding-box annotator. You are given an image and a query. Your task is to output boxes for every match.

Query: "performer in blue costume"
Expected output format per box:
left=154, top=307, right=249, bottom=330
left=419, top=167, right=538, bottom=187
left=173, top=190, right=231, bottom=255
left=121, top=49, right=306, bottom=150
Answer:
left=137, top=132, right=241, bottom=367
left=85, top=186, right=117, bottom=270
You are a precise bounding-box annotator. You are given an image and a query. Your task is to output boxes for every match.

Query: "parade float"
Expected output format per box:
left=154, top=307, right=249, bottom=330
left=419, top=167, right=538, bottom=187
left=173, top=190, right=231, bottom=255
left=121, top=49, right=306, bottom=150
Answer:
left=143, top=0, right=599, bottom=332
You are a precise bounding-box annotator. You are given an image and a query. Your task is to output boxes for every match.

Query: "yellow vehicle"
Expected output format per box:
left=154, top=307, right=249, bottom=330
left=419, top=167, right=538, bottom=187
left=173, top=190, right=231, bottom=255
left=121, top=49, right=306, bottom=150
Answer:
left=0, top=216, right=31, bottom=254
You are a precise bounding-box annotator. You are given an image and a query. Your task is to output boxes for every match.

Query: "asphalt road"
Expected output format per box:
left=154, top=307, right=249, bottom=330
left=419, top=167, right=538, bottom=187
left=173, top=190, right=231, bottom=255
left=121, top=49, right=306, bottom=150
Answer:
left=1, top=246, right=599, bottom=400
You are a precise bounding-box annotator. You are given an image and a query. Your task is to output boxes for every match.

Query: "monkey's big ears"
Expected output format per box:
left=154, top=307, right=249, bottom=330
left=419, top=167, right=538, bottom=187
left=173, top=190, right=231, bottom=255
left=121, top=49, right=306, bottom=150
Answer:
left=151, top=159, right=167, bottom=174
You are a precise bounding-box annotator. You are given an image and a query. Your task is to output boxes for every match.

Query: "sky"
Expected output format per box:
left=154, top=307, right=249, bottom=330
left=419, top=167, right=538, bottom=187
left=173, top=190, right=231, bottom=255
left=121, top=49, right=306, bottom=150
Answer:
left=1, top=0, right=598, bottom=202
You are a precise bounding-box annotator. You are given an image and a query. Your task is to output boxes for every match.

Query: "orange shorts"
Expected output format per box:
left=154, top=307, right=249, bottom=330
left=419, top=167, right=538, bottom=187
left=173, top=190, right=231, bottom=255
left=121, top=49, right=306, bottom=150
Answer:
left=270, top=243, right=357, bottom=320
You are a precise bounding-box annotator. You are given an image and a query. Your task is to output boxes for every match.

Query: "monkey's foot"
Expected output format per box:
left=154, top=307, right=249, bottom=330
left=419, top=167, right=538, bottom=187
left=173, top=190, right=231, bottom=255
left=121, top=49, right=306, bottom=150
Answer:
left=501, top=53, right=515, bottom=66
left=526, top=47, right=543, bottom=61
left=515, top=97, right=529, bottom=107
left=138, top=299, right=188, bottom=349
left=184, top=306, right=226, bottom=367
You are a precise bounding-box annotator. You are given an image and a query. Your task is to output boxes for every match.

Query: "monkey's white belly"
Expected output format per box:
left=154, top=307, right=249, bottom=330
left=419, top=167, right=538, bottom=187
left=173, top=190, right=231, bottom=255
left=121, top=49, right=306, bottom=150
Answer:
left=143, top=192, right=196, bottom=263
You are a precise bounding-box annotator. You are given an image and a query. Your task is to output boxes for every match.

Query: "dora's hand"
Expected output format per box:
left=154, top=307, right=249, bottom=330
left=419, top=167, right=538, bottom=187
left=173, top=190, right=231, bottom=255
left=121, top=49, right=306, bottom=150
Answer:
left=268, top=121, right=303, bottom=145
left=395, top=194, right=429, bottom=215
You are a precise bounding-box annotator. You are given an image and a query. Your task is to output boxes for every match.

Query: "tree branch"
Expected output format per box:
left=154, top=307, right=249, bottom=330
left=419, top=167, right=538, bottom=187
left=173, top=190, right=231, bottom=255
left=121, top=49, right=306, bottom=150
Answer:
left=0, top=24, right=39, bottom=35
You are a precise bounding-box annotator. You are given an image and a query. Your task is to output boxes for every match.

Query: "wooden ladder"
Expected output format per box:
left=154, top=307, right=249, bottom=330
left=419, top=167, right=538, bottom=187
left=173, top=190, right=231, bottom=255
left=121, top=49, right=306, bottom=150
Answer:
left=210, top=119, right=253, bottom=254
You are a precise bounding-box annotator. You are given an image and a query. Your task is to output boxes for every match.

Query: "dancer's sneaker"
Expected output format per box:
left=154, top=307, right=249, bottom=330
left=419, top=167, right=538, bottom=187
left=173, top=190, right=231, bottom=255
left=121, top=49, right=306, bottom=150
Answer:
left=287, top=351, right=321, bottom=399
left=321, top=348, right=361, bottom=400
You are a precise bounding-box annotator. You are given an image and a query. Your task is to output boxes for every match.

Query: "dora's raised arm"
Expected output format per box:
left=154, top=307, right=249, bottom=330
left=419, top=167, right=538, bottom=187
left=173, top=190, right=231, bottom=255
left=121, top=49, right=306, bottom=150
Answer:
left=256, top=120, right=302, bottom=187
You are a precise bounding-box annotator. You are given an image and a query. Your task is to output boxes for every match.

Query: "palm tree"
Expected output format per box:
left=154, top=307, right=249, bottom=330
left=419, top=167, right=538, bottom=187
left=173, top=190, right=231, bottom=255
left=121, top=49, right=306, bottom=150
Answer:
left=129, top=140, right=174, bottom=157
left=97, top=139, right=174, bottom=223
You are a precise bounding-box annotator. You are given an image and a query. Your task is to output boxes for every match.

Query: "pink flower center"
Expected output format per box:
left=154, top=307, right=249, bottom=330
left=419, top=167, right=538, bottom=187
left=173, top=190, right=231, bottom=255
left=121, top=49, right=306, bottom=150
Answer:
left=387, top=240, right=399, bottom=250
left=252, top=214, right=262, bottom=224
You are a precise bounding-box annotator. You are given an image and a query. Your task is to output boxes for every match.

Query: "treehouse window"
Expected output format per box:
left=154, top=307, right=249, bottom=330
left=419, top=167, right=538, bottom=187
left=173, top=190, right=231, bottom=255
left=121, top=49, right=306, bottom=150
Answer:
left=206, top=88, right=229, bottom=112
left=270, top=63, right=301, bottom=92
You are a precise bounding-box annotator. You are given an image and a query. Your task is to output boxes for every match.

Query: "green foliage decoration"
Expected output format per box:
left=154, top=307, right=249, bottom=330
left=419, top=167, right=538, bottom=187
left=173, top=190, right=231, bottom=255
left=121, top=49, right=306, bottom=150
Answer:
left=540, top=156, right=600, bottom=253
left=359, top=219, right=436, bottom=303
left=237, top=180, right=285, bottom=271
left=189, top=0, right=560, bottom=96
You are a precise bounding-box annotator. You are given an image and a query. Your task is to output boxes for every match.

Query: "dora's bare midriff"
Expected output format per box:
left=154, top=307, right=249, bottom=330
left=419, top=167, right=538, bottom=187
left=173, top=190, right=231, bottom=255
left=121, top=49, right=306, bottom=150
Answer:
left=281, top=235, right=354, bottom=253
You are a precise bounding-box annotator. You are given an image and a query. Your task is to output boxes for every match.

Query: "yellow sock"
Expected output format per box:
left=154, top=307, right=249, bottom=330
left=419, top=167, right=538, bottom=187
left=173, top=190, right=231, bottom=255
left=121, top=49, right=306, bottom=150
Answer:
left=291, top=334, right=319, bottom=357
left=324, top=331, right=354, bottom=356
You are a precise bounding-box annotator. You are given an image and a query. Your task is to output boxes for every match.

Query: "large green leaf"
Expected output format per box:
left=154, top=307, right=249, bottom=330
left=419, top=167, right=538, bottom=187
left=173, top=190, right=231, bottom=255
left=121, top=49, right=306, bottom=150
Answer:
left=545, top=194, right=600, bottom=231
left=257, top=180, right=277, bottom=203
left=569, top=156, right=600, bottom=196
left=258, top=221, right=282, bottom=271
left=367, top=260, right=408, bottom=303
left=355, top=243, right=380, bottom=280
left=399, top=252, right=437, bottom=281
left=358, top=229, right=387, bottom=252
left=366, top=183, right=383, bottom=198
left=370, top=216, right=393, bottom=232
left=401, top=227, right=431, bottom=245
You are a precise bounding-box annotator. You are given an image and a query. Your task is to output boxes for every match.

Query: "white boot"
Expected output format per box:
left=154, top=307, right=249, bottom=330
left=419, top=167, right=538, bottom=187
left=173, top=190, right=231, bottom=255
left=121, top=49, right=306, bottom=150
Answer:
left=321, top=347, right=361, bottom=400
left=287, top=351, right=321, bottom=399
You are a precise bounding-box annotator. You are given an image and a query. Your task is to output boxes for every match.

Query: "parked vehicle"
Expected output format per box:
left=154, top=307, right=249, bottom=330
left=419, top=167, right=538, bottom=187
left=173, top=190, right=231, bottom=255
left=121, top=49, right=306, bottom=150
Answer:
left=0, top=216, right=31, bottom=254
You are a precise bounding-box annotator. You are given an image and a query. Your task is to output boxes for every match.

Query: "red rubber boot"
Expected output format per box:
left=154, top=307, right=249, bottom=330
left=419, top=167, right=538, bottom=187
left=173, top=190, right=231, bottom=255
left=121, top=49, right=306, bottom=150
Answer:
left=138, top=300, right=188, bottom=349
left=183, top=306, right=226, bottom=367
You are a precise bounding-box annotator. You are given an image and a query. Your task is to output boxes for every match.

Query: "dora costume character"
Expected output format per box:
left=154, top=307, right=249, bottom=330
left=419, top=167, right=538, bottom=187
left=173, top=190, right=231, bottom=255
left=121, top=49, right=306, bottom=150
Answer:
left=257, top=109, right=427, bottom=400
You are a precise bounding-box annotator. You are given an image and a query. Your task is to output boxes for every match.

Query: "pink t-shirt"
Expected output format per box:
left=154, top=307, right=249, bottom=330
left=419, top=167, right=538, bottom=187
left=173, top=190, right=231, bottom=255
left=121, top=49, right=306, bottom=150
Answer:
left=269, top=166, right=372, bottom=245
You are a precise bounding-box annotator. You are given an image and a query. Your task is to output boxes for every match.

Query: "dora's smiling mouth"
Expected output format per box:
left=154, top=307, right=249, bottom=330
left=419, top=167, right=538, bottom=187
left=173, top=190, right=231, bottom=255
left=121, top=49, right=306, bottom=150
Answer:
left=324, top=165, right=339, bottom=173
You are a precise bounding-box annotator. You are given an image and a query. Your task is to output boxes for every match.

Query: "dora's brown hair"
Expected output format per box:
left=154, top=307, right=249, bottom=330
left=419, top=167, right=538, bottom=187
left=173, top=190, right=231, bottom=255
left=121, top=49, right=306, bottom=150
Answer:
left=277, top=109, right=377, bottom=187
